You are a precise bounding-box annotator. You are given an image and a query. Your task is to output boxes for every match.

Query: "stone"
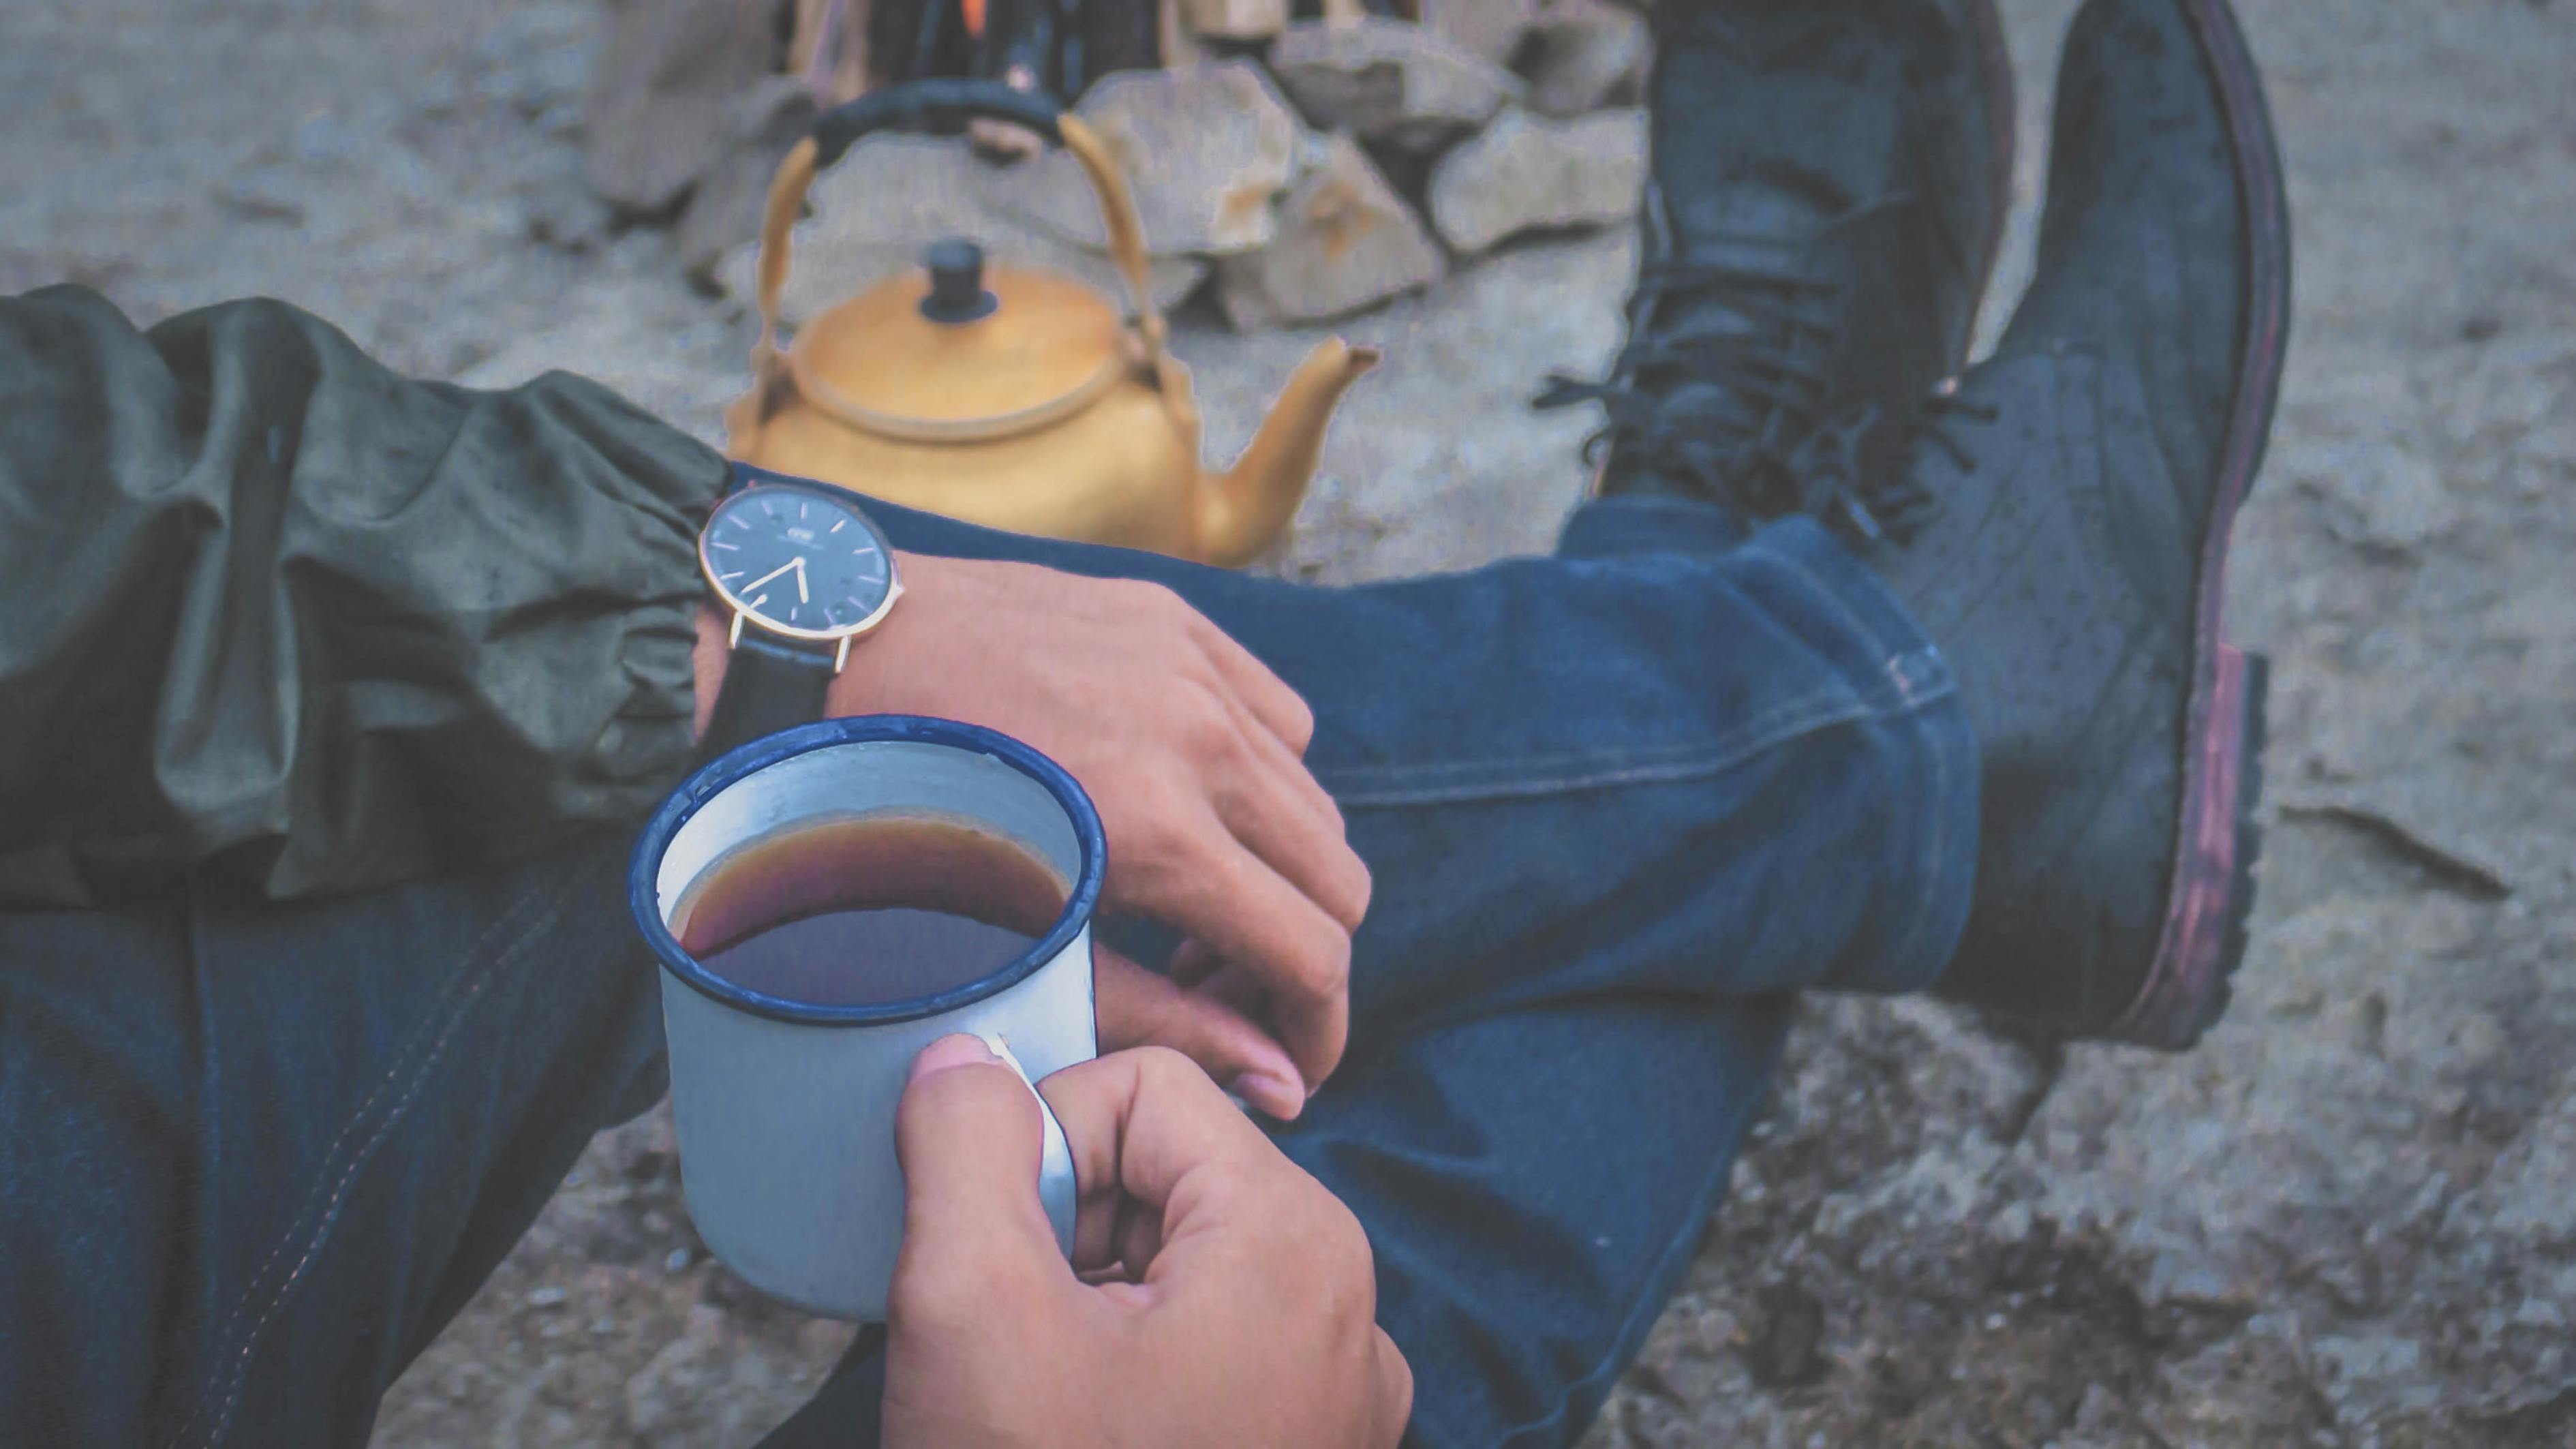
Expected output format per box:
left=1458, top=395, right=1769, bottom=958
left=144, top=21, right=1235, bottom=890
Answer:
left=2280, top=429, right=2462, bottom=555
left=1427, top=105, right=1643, bottom=254
left=583, top=0, right=780, bottom=214
left=521, top=166, right=613, bottom=254
left=1265, top=17, right=1521, bottom=154
left=1001, top=61, right=1304, bottom=258
left=1214, top=133, right=1444, bottom=330
left=1177, top=0, right=1287, bottom=42
left=1414, top=0, right=1543, bottom=66
left=1517, top=0, right=1650, bottom=117
left=673, top=76, right=815, bottom=282
left=712, top=135, right=1210, bottom=326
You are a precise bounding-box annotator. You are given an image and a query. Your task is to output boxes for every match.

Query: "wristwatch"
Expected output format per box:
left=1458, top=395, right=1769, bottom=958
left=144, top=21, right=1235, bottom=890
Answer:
left=696, top=463, right=904, bottom=758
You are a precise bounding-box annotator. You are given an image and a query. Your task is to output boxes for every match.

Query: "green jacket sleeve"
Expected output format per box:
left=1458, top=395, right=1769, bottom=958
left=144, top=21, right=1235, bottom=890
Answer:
left=0, top=286, right=728, bottom=906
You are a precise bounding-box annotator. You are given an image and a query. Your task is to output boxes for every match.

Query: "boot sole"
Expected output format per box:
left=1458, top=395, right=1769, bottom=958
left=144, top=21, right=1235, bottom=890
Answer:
left=2104, top=0, right=2293, bottom=1050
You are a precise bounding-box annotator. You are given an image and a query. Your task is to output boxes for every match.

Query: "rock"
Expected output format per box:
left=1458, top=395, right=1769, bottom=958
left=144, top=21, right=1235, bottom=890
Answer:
left=521, top=166, right=613, bottom=254
left=1003, top=62, right=1304, bottom=258
left=1265, top=17, right=1520, bottom=154
left=712, top=135, right=1210, bottom=326
left=213, top=166, right=309, bottom=226
left=1214, top=133, right=1443, bottom=329
left=1177, top=0, right=1287, bottom=42
left=583, top=0, right=782, bottom=215
left=2281, top=430, right=2461, bottom=554
left=1518, top=0, right=1650, bottom=117
left=585, top=3, right=776, bottom=215
left=674, top=76, right=815, bottom=281
left=1414, top=0, right=1543, bottom=66
left=1427, top=105, right=1643, bottom=254
left=1741, top=1282, right=1828, bottom=1388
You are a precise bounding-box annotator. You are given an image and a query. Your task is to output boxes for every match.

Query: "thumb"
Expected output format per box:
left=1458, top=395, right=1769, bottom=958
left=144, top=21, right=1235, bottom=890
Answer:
left=891, top=1035, right=1068, bottom=1311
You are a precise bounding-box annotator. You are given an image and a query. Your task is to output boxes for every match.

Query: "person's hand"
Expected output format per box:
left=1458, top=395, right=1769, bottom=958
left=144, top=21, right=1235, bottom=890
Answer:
left=698, top=552, right=1370, bottom=1118
left=883, top=1037, right=1412, bottom=1449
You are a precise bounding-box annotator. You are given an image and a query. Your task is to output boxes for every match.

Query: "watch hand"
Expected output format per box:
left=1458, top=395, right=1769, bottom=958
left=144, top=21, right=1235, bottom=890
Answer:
left=794, top=555, right=809, bottom=604
left=741, top=560, right=799, bottom=594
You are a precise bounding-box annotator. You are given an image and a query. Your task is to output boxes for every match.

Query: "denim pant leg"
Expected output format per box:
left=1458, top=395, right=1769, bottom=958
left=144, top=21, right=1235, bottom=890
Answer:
left=758, top=495, right=1979, bottom=1449
left=0, top=834, right=662, bottom=1448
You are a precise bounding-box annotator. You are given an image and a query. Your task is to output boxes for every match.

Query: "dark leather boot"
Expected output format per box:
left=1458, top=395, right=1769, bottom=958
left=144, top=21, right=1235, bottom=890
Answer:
left=1537, top=0, right=2016, bottom=516
left=1839, top=0, right=2292, bottom=1046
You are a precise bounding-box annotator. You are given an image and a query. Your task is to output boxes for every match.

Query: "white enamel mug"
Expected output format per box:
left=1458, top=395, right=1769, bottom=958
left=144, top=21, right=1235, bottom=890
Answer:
left=628, top=716, right=1101, bottom=1322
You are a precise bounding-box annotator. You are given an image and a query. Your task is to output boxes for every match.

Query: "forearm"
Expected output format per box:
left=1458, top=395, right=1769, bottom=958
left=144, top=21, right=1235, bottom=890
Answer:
left=0, top=286, right=727, bottom=904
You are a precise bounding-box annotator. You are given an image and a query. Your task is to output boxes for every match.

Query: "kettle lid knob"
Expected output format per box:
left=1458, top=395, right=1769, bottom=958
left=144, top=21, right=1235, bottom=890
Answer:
left=920, top=238, right=998, bottom=324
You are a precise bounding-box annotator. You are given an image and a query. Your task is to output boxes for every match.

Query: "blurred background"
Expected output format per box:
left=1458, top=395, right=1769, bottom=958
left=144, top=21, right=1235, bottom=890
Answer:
left=5, top=0, right=2574, bottom=1443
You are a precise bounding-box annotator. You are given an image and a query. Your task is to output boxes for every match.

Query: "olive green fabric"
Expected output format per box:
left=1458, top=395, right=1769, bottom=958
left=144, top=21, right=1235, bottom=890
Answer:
left=0, top=287, right=727, bottom=906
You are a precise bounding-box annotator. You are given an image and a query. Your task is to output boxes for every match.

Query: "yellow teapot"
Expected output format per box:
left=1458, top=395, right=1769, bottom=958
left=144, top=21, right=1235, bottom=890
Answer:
left=725, top=80, right=1380, bottom=568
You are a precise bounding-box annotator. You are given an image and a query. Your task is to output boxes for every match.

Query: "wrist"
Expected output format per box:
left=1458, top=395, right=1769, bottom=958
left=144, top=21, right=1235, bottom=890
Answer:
left=691, top=550, right=932, bottom=739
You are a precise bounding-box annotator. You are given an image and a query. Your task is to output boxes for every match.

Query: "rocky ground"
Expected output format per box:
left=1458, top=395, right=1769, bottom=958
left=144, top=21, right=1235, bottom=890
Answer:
left=5, top=0, right=2574, bottom=1444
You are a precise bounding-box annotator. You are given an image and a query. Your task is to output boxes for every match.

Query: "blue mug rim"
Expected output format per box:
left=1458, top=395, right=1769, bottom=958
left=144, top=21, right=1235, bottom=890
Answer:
left=628, top=715, right=1105, bottom=1027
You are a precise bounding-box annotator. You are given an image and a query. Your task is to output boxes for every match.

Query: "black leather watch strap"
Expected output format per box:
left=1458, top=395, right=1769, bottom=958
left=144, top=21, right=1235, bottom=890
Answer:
left=698, top=632, right=837, bottom=761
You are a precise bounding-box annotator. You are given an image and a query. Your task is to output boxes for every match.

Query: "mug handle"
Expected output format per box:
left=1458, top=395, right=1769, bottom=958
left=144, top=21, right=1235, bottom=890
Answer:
left=979, top=1033, right=1081, bottom=1262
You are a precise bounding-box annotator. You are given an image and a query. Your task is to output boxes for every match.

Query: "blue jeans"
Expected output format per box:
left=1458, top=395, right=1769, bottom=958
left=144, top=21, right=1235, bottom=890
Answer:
left=0, top=495, right=1976, bottom=1448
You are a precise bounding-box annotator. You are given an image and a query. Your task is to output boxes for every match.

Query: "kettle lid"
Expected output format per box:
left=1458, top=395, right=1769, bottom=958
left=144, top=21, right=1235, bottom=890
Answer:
left=791, top=238, right=1131, bottom=443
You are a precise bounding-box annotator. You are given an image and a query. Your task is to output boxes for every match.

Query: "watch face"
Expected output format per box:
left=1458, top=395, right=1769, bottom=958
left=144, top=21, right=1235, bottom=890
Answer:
left=701, top=485, right=899, bottom=639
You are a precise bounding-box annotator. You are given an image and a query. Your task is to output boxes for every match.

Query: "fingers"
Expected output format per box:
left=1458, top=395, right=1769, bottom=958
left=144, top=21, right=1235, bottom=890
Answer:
left=1092, top=944, right=1306, bottom=1120
left=1148, top=819, right=1351, bottom=1090
left=1039, top=1047, right=1289, bottom=1230
left=889, top=1035, right=1069, bottom=1313
left=1213, top=689, right=1372, bottom=934
left=1185, top=610, right=1315, bottom=755
left=1168, top=936, right=1223, bottom=989
left=1370, top=1329, right=1415, bottom=1448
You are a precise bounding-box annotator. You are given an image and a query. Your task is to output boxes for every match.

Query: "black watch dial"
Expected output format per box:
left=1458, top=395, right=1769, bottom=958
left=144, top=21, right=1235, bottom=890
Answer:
left=701, top=485, right=899, bottom=639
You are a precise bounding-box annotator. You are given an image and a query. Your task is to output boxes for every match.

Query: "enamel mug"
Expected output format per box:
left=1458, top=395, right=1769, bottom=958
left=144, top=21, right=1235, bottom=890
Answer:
left=629, top=716, right=1100, bottom=1321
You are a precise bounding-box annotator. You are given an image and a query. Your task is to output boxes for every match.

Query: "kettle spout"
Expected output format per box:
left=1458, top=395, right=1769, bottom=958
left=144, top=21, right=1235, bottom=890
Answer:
left=1196, top=338, right=1381, bottom=568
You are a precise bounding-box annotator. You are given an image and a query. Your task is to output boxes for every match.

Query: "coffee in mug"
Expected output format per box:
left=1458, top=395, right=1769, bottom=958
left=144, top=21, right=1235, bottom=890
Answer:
left=673, top=814, right=1071, bottom=1008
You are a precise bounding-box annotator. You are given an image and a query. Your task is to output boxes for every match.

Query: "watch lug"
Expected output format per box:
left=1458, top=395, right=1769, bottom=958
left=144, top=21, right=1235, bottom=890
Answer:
left=729, top=609, right=747, bottom=649
left=833, top=635, right=852, bottom=673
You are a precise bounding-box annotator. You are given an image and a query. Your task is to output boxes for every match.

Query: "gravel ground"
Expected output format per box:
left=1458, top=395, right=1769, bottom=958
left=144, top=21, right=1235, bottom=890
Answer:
left=5, top=1, right=2574, bottom=1444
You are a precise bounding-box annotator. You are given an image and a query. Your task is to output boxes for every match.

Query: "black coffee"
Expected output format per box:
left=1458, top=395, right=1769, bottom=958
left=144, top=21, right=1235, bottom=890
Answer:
left=673, top=814, right=1070, bottom=1007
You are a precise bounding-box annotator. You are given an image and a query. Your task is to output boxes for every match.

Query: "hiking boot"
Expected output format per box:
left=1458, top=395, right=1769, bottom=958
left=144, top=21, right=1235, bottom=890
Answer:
left=1538, top=0, right=2016, bottom=519
left=1835, top=0, right=2291, bottom=1046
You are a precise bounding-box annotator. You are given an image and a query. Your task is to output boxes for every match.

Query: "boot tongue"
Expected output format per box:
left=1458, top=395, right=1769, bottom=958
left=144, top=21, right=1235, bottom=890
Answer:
left=1565, top=14, right=1915, bottom=506
left=1601, top=178, right=1845, bottom=496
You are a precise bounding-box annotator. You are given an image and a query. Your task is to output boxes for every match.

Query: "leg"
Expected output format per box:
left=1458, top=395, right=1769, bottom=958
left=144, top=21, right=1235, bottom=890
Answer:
left=0, top=835, right=660, bottom=1448
left=753, top=489, right=1974, bottom=1449
left=872, top=496, right=1978, bottom=1038
left=1272, top=994, right=1796, bottom=1449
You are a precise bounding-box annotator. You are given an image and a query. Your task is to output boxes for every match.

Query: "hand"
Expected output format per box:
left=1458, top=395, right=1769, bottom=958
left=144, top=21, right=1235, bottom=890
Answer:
left=702, top=552, right=1370, bottom=1117
left=883, top=1037, right=1413, bottom=1449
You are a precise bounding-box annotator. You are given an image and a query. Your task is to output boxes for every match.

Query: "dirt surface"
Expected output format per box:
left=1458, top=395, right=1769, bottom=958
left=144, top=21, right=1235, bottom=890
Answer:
left=6, top=1, right=2575, bottom=1444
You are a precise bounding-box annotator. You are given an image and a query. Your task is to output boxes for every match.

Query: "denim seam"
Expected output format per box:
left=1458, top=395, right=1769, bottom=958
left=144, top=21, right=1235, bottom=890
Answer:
left=196, top=880, right=577, bottom=1448
left=1751, top=527, right=1950, bottom=707
left=1877, top=661, right=1966, bottom=990
left=1887, top=710, right=1947, bottom=983
left=166, top=874, right=570, bottom=1449
left=1323, top=645, right=1955, bottom=810
left=1741, top=538, right=1965, bottom=989
left=170, top=876, right=551, bottom=1443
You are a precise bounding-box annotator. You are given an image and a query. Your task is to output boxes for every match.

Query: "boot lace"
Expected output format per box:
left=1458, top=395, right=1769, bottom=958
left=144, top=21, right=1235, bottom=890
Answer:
left=1532, top=196, right=1911, bottom=521
left=1533, top=256, right=1838, bottom=519
left=1788, top=389, right=1999, bottom=547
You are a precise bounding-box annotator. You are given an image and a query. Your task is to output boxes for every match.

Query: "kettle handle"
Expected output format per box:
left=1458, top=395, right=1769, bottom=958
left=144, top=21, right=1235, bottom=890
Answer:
left=749, top=78, right=1166, bottom=382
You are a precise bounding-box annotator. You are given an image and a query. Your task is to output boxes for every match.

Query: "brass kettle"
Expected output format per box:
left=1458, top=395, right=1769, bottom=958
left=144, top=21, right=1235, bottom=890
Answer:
left=725, top=80, right=1381, bottom=568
